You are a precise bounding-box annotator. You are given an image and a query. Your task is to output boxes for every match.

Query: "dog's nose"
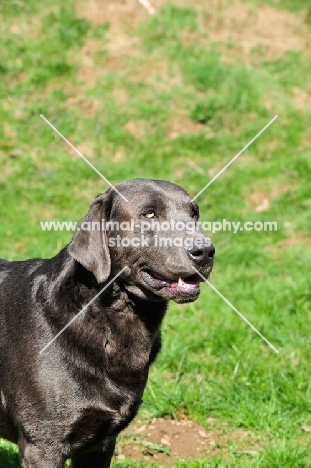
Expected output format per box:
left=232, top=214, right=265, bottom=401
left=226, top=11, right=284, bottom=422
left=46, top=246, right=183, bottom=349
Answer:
left=187, top=239, right=215, bottom=263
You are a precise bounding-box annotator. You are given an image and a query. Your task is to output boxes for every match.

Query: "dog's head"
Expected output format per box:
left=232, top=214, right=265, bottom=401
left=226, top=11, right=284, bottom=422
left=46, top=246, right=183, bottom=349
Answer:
left=68, top=179, right=214, bottom=304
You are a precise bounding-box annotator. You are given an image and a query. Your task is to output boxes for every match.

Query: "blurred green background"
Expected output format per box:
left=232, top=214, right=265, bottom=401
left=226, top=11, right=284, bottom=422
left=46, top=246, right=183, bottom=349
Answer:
left=1, top=0, right=311, bottom=466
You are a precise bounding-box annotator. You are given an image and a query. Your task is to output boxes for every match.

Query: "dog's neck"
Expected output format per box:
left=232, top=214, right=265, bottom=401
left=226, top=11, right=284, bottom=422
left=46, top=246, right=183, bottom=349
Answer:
left=44, top=247, right=167, bottom=349
left=41, top=248, right=167, bottom=394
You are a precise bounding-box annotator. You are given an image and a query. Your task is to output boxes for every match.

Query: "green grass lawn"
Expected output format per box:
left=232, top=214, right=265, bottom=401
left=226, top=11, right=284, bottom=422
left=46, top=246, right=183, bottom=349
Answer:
left=1, top=0, right=311, bottom=466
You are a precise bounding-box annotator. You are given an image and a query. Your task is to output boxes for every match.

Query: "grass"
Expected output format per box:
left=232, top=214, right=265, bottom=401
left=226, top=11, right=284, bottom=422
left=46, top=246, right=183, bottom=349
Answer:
left=0, top=0, right=311, bottom=466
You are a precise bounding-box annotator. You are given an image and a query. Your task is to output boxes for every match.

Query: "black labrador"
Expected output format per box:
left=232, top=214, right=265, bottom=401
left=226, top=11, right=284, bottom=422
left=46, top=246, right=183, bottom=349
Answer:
left=0, top=179, right=214, bottom=467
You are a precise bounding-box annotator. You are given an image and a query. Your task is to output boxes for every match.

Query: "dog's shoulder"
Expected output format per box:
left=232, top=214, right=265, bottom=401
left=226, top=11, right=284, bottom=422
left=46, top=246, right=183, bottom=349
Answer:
left=0, top=258, right=11, bottom=272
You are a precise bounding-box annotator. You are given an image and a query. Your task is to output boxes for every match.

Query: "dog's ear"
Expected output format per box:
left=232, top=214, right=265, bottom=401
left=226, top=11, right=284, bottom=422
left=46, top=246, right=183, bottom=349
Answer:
left=68, top=191, right=112, bottom=284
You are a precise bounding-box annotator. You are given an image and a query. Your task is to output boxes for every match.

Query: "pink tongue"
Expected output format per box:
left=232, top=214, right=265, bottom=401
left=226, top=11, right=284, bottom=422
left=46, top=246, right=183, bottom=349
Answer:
left=169, top=279, right=199, bottom=289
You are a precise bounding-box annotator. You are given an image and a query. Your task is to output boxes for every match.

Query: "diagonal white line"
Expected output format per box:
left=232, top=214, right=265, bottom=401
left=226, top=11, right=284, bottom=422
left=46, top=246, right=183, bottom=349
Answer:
left=194, top=268, right=279, bottom=354
left=191, top=115, right=279, bottom=201
left=40, top=114, right=129, bottom=203
left=39, top=267, right=127, bottom=354
left=138, top=0, right=155, bottom=14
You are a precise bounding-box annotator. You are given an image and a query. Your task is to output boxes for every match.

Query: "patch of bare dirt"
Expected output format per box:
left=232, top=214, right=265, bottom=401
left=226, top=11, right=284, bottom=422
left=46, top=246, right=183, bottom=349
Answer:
left=67, top=82, right=101, bottom=117
left=265, top=233, right=311, bottom=254
left=112, top=87, right=129, bottom=105
left=66, top=38, right=107, bottom=116
left=75, top=0, right=161, bottom=93
left=73, top=0, right=310, bottom=116
left=74, top=140, right=95, bottom=159
left=64, top=40, right=102, bottom=116
left=76, top=0, right=151, bottom=27
left=167, top=110, right=204, bottom=140
left=75, top=2, right=138, bottom=82
left=76, top=0, right=164, bottom=67
left=74, top=1, right=188, bottom=110
left=129, top=57, right=184, bottom=89
left=76, top=1, right=184, bottom=85
left=75, top=39, right=102, bottom=87
left=183, top=0, right=309, bottom=62
left=298, top=137, right=311, bottom=151
left=247, top=185, right=291, bottom=212
left=125, top=120, right=146, bottom=139
left=293, top=87, right=311, bottom=110
left=112, top=148, right=126, bottom=162
left=0, top=157, right=16, bottom=181
left=115, top=416, right=260, bottom=464
left=8, top=13, right=43, bottom=40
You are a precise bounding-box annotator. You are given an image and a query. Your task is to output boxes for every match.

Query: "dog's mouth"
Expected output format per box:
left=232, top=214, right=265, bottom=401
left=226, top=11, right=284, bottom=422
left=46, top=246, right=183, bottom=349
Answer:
left=142, top=270, right=202, bottom=293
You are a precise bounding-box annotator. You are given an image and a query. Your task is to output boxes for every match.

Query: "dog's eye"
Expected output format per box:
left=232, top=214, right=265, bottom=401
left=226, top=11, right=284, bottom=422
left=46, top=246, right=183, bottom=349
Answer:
left=144, top=210, right=155, bottom=218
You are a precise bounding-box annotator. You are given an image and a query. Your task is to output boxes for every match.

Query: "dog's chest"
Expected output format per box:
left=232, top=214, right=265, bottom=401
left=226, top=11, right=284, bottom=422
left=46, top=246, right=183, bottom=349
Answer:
left=58, top=300, right=165, bottom=452
left=98, top=308, right=154, bottom=382
left=63, top=311, right=153, bottom=445
left=65, top=392, right=143, bottom=449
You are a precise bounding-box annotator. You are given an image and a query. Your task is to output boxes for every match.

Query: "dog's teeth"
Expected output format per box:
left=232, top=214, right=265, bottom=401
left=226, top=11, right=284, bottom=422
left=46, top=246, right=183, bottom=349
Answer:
left=178, top=277, right=183, bottom=286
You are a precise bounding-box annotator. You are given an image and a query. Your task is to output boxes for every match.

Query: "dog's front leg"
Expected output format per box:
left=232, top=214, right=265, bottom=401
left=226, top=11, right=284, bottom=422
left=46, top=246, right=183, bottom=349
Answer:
left=71, top=439, right=116, bottom=468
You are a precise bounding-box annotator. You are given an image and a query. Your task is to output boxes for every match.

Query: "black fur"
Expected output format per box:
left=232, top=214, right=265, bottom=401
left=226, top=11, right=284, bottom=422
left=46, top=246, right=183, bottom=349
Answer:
left=0, top=179, right=214, bottom=467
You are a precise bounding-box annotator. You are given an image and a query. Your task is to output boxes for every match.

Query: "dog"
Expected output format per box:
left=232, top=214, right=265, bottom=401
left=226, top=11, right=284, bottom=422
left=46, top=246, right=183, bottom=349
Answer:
left=0, top=178, right=214, bottom=467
